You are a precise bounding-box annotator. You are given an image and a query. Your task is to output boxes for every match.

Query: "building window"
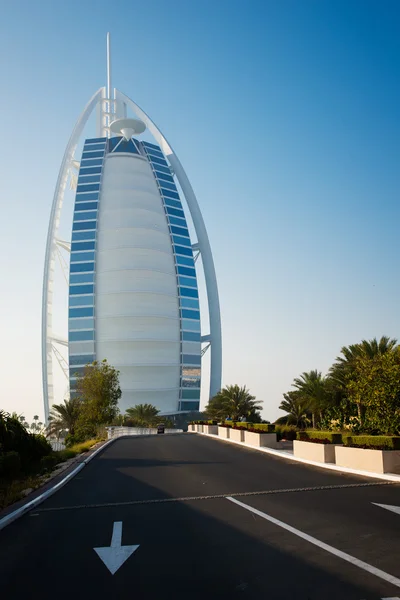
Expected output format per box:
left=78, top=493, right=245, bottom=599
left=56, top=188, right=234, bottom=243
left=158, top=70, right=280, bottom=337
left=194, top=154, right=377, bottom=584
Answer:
left=177, top=266, right=196, bottom=278
left=158, top=179, right=177, bottom=192
left=71, top=241, right=96, bottom=252
left=180, top=287, right=199, bottom=299
left=170, top=225, right=189, bottom=237
left=181, top=318, right=201, bottom=330
left=85, top=137, right=107, bottom=144
left=181, top=389, right=201, bottom=399
left=161, top=189, right=180, bottom=201
left=70, top=251, right=95, bottom=263
left=72, top=230, right=96, bottom=242
left=72, top=221, right=97, bottom=231
left=178, top=276, right=197, bottom=288
left=156, top=172, right=174, bottom=184
left=174, top=245, right=193, bottom=257
left=153, top=163, right=172, bottom=176
left=182, top=331, right=201, bottom=342
left=82, top=143, right=105, bottom=151
left=81, top=151, right=104, bottom=160
left=182, top=355, right=201, bottom=366
left=69, top=354, right=95, bottom=366
left=70, top=272, right=94, bottom=284
left=180, top=297, right=199, bottom=310
left=76, top=184, right=100, bottom=193
left=70, top=284, right=94, bottom=295
left=68, top=317, right=94, bottom=330
left=79, top=166, right=102, bottom=175
left=75, top=202, right=98, bottom=212
left=69, top=295, right=94, bottom=307
left=180, top=401, right=200, bottom=411
left=73, top=211, right=98, bottom=222
left=77, top=175, right=101, bottom=185
left=173, top=235, right=191, bottom=247
left=181, top=309, right=200, bottom=320
left=148, top=154, right=167, bottom=167
left=164, top=198, right=182, bottom=210
left=68, top=307, right=94, bottom=319
left=69, top=330, right=94, bottom=342
left=75, top=192, right=99, bottom=202
left=80, top=160, right=103, bottom=169
left=70, top=262, right=95, bottom=273
left=176, top=255, right=195, bottom=268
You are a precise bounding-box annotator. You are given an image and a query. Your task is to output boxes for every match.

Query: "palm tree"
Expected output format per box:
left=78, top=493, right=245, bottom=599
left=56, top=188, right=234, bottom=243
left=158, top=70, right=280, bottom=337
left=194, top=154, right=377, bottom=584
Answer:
left=329, top=336, right=398, bottom=420
left=206, top=385, right=262, bottom=422
left=292, top=370, right=327, bottom=428
left=125, top=404, right=160, bottom=427
left=47, top=398, right=81, bottom=439
left=279, top=391, right=311, bottom=428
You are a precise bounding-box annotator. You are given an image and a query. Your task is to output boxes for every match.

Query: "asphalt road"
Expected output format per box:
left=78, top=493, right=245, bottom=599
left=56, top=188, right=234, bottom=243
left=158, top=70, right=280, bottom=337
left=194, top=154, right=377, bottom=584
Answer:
left=1, top=433, right=400, bottom=599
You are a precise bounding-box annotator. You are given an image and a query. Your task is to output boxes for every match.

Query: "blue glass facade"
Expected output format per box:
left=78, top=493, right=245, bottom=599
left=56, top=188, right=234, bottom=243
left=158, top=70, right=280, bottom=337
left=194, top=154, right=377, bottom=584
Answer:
left=68, top=136, right=200, bottom=410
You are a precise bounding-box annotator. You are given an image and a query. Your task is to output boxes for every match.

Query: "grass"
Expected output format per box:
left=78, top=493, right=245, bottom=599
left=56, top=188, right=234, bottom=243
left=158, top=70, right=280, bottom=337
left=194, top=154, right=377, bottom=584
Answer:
left=0, top=438, right=104, bottom=512
left=0, top=475, right=43, bottom=511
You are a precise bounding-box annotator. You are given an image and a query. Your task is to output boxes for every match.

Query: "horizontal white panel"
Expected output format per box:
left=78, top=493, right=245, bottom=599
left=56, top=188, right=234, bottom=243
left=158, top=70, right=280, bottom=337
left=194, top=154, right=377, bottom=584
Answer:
left=97, top=269, right=177, bottom=295
left=181, top=341, right=201, bottom=354
left=96, top=340, right=180, bottom=365
left=96, top=293, right=179, bottom=318
left=96, top=245, right=175, bottom=273
left=69, top=341, right=95, bottom=354
left=97, top=229, right=171, bottom=254
left=117, top=366, right=180, bottom=390
left=99, top=207, right=168, bottom=232
left=96, top=316, right=180, bottom=341
left=119, top=390, right=179, bottom=414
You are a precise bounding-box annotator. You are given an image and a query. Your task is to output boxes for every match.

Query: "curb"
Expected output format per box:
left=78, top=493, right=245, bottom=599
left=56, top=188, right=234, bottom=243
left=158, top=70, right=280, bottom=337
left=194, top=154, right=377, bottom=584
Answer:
left=191, top=431, right=400, bottom=483
left=0, top=438, right=115, bottom=532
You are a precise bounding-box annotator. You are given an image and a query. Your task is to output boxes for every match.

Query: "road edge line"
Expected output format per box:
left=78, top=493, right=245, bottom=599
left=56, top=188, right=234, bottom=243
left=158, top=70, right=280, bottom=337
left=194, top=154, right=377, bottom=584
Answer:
left=226, top=496, right=400, bottom=589
left=190, top=432, right=400, bottom=483
left=0, top=438, right=115, bottom=532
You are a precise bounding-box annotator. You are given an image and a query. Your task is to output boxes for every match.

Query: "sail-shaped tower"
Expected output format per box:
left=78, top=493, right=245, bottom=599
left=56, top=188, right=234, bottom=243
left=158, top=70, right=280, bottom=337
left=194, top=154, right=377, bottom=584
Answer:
left=42, top=34, right=221, bottom=419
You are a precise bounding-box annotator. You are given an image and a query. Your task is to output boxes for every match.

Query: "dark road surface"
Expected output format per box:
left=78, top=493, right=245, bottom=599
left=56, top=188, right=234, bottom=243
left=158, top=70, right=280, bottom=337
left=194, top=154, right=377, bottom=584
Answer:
left=1, top=433, right=400, bottom=599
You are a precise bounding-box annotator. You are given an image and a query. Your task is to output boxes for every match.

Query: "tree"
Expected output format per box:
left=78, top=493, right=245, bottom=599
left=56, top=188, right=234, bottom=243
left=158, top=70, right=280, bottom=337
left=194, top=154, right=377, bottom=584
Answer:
left=292, top=370, right=328, bottom=428
left=205, top=385, right=262, bottom=422
left=47, top=398, right=81, bottom=438
left=279, top=391, right=311, bottom=428
left=125, top=404, right=160, bottom=427
left=75, top=360, right=121, bottom=438
left=330, top=336, right=398, bottom=421
left=346, top=349, right=400, bottom=434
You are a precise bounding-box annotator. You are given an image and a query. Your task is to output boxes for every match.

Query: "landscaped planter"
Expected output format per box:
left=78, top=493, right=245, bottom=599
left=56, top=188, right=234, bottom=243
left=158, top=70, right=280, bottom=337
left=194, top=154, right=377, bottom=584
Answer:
left=294, top=439, right=339, bottom=463
left=188, top=424, right=195, bottom=432
left=218, top=426, right=230, bottom=439
left=203, top=425, right=218, bottom=435
left=244, top=431, right=278, bottom=448
left=335, top=446, right=400, bottom=474
left=197, top=424, right=204, bottom=433
left=229, top=428, right=245, bottom=442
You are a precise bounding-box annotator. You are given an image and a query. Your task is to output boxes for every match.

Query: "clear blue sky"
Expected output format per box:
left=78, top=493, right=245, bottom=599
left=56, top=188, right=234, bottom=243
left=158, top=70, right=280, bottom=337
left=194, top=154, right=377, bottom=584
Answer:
left=1, top=0, right=399, bottom=422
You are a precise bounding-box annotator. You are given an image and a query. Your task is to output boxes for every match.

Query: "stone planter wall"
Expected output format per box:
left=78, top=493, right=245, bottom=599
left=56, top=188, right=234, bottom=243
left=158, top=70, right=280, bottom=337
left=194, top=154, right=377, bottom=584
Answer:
left=204, top=425, right=218, bottom=435
left=335, top=446, right=400, bottom=474
left=229, top=428, right=245, bottom=442
left=244, top=431, right=278, bottom=448
left=218, top=426, right=230, bottom=439
left=294, top=439, right=338, bottom=463
left=188, top=424, right=195, bottom=432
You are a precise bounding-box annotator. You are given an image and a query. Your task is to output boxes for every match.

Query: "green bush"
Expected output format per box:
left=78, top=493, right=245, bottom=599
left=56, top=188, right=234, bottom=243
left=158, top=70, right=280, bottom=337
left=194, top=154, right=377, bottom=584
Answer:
left=69, top=438, right=100, bottom=454
left=39, top=454, right=59, bottom=473
left=224, top=422, right=275, bottom=433
left=276, top=425, right=298, bottom=441
left=0, top=451, right=21, bottom=479
left=54, top=449, right=77, bottom=462
left=297, top=430, right=343, bottom=444
left=343, top=435, right=400, bottom=450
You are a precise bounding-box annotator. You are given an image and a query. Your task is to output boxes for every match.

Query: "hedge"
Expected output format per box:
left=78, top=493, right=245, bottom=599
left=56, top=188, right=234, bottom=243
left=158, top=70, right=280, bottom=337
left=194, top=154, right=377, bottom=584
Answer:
left=0, top=451, right=21, bottom=479
left=224, top=422, right=275, bottom=433
left=343, top=435, right=400, bottom=450
left=297, top=430, right=343, bottom=444
left=275, top=425, right=297, bottom=441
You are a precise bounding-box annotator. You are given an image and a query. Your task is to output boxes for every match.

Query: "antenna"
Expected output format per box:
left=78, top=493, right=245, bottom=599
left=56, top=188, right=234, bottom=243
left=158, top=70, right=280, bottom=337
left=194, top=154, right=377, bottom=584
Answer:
left=106, top=32, right=111, bottom=101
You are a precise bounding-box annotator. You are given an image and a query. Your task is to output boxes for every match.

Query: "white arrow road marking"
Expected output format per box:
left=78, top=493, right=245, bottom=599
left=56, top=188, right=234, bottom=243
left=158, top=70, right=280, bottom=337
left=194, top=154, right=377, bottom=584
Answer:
left=94, top=521, right=139, bottom=575
left=227, top=497, right=400, bottom=589
left=373, top=503, right=400, bottom=516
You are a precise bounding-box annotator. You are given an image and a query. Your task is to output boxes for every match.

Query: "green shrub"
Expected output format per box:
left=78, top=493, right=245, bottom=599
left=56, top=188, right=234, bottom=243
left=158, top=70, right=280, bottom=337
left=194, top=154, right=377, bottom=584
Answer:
left=276, top=425, right=298, bottom=441
left=297, top=430, right=342, bottom=444
left=39, top=454, right=59, bottom=473
left=224, top=422, right=275, bottom=433
left=0, top=451, right=21, bottom=479
left=54, top=449, right=77, bottom=462
left=69, top=438, right=100, bottom=454
left=343, top=435, right=400, bottom=450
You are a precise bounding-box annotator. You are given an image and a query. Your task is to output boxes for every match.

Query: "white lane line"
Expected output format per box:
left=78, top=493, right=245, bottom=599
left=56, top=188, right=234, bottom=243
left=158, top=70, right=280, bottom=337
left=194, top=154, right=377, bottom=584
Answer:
left=373, top=503, right=400, bottom=516
left=227, top=496, right=400, bottom=589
